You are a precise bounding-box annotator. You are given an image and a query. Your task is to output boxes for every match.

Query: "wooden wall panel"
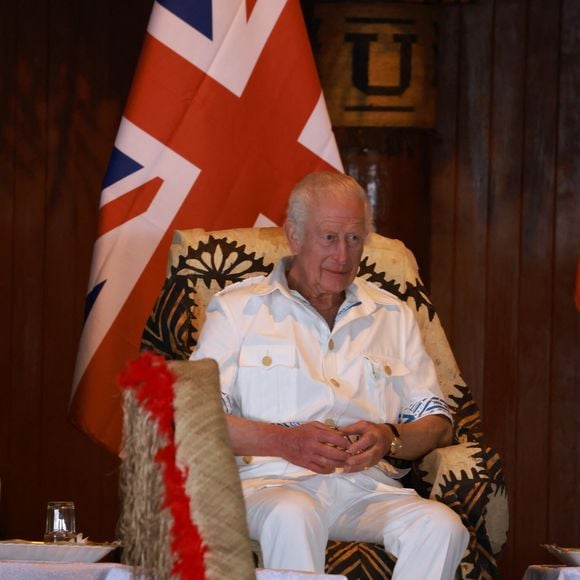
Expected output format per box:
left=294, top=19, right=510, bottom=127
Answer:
left=6, top=0, right=50, bottom=539
left=0, top=0, right=152, bottom=543
left=483, top=1, right=527, bottom=573
left=516, top=0, right=561, bottom=574
left=452, top=1, right=493, bottom=409
left=550, top=0, right=580, bottom=549
left=38, top=0, right=120, bottom=541
left=432, top=0, right=579, bottom=577
left=429, top=7, right=459, bottom=329
left=0, top=0, right=17, bottom=513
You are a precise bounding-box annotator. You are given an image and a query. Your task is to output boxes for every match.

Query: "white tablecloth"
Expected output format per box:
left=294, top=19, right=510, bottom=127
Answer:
left=0, top=561, right=345, bottom=579
left=257, top=570, right=346, bottom=579
left=0, top=562, right=136, bottom=579
left=523, top=565, right=580, bottom=580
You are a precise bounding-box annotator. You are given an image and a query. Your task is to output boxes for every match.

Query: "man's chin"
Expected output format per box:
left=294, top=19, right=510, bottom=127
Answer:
left=322, top=273, right=353, bottom=293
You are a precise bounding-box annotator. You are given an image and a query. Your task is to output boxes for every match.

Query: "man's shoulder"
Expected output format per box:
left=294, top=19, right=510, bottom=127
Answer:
left=355, top=277, right=406, bottom=311
left=213, top=275, right=273, bottom=306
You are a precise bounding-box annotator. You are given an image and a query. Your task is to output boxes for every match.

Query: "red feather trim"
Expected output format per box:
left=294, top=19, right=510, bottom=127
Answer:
left=119, top=352, right=207, bottom=579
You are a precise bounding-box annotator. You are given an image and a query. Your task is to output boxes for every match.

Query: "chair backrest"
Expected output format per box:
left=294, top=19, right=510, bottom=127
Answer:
left=142, top=226, right=467, bottom=415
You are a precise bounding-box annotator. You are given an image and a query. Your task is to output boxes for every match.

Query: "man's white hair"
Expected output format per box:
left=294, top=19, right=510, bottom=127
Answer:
left=285, top=172, right=374, bottom=241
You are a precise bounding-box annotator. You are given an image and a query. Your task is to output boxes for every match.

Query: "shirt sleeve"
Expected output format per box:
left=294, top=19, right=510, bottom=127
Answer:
left=396, top=303, right=453, bottom=425
left=189, top=294, right=241, bottom=416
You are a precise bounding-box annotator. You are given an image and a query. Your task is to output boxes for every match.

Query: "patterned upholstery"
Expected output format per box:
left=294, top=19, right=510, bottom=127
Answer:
left=141, top=227, right=508, bottom=579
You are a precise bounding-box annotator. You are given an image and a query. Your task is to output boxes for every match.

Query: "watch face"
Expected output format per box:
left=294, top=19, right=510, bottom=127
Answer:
left=391, top=436, right=403, bottom=455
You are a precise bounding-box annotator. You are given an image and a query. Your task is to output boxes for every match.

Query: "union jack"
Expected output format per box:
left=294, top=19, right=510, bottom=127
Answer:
left=70, top=0, right=341, bottom=452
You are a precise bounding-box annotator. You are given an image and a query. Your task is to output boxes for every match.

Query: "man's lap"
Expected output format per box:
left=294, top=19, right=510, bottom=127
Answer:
left=242, top=471, right=443, bottom=543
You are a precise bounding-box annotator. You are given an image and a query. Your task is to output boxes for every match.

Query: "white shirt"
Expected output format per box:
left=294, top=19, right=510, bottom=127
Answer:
left=191, top=257, right=451, bottom=484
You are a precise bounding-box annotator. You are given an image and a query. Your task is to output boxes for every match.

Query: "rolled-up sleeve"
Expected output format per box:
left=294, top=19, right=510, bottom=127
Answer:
left=397, top=304, right=453, bottom=424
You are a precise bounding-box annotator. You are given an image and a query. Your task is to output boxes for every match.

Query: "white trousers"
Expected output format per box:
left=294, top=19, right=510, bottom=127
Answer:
left=244, top=472, right=469, bottom=580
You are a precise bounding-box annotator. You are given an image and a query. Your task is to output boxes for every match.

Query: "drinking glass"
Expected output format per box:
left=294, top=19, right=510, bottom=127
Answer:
left=44, top=501, right=76, bottom=543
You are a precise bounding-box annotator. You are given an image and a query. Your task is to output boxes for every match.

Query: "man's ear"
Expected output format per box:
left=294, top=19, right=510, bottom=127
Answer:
left=284, top=221, right=301, bottom=255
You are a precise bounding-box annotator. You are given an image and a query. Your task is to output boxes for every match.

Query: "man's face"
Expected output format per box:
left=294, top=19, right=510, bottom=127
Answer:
left=287, top=194, right=366, bottom=297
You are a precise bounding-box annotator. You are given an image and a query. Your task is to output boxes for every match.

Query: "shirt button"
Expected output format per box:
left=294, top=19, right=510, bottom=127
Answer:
left=328, top=338, right=335, bottom=351
left=262, top=355, right=272, bottom=367
left=330, top=378, right=340, bottom=388
left=324, top=418, right=337, bottom=428
left=384, top=364, right=392, bottom=376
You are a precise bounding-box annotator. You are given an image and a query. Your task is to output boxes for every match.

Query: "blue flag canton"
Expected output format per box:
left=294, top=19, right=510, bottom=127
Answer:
left=102, top=147, right=143, bottom=189
left=85, top=280, right=106, bottom=321
left=157, top=0, right=213, bottom=40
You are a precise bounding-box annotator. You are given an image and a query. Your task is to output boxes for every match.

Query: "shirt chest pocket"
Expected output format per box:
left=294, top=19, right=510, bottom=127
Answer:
left=237, top=345, right=298, bottom=422
left=363, top=354, right=410, bottom=421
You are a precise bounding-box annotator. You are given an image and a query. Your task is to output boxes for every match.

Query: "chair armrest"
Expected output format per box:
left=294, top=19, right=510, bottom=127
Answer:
left=419, top=442, right=484, bottom=495
left=418, top=443, right=509, bottom=568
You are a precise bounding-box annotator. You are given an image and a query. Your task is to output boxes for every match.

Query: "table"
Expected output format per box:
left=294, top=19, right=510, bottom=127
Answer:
left=0, top=561, right=346, bottom=579
left=0, top=562, right=136, bottom=579
left=523, top=565, right=580, bottom=580
left=257, top=570, right=346, bottom=580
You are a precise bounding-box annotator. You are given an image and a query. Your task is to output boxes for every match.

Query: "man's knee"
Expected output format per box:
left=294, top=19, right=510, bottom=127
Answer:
left=420, top=501, right=469, bottom=548
left=262, top=489, right=324, bottom=532
left=248, top=487, right=328, bottom=573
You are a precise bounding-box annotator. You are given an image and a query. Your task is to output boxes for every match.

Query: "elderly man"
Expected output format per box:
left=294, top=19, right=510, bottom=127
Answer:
left=190, top=172, right=469, bottom=578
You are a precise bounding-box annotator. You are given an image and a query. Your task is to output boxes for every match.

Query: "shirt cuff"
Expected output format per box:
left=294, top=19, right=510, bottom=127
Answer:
left=398, top=396, right=452, bottom=424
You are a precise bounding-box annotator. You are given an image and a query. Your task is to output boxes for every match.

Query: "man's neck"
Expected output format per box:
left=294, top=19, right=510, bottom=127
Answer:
left=285, top=266, right=344, bottom=328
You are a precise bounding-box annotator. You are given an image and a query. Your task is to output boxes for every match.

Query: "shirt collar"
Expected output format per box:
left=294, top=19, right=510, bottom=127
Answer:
left=250, top=257, right=378, bottom=318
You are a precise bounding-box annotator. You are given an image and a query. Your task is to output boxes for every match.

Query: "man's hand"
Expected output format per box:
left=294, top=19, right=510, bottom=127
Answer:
left=226, top=415, right=353, bottom=474
left=279, top=422, right=352, bottom=474
left=227, top=414, right=452, bottom=473
left=339, top=421, right=391, bottom=473
left=339, top=415, right=454, bottom=472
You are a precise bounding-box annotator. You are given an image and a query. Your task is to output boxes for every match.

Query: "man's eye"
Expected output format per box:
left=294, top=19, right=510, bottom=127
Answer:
left=323, top=233, right=336, bottom=243
left=346, top=233, right=362, bottom=245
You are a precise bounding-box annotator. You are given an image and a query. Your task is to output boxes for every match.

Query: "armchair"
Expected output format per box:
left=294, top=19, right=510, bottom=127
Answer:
left=141, top=226, right=508, bottom=579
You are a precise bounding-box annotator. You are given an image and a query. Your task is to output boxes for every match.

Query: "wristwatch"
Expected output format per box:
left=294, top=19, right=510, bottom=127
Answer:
left=385, top=423, right=403, bottom=456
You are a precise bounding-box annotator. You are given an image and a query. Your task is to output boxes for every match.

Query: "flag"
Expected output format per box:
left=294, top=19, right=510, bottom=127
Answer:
left=70, top=0, right=342, bottom=453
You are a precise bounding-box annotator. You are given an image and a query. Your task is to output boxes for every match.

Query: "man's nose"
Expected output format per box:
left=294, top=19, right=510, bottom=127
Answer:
left=334, top=238, right=348, bottom=264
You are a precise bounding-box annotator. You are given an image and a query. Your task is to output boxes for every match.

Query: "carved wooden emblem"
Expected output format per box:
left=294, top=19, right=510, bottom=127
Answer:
left=314, top=3, right=437, bottom=127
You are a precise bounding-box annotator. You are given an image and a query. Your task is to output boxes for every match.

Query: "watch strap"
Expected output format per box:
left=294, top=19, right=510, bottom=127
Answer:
left=385, top=423, right=402, bottom=456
